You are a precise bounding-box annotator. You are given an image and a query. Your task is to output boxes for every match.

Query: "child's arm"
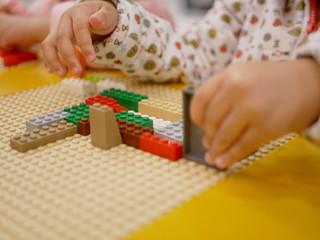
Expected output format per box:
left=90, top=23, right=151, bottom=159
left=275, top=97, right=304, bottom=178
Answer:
left=0, top=13, right=50, bottom=50
left=42, top=0, right=246, bottom=82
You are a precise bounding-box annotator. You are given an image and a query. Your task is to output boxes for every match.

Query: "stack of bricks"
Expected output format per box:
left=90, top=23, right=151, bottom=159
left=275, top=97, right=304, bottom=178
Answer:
left=63, top=103, right=90, bottom=125
left=115, top=111, right=153, bottom=129
left=139, top=133, right=183, bottom=161
left=85, top=95, right=128, bottom=113
left=100, top=88, right=148, bottom=111
left=61, top=78, right=96, bottom=96
left=78, top=118, right=90, bottom=136
left=138, top=98, right=182, bottom=122
left=117, top=119, right=153, bottom=148
left=10, top=121, right=77, bottom=152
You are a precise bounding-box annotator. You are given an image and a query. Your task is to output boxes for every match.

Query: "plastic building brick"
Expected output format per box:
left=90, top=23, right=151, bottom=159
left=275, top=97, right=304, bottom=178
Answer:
left=128, top=110, right=172, bottom=131
left=0, top=50, right=38, bottom=67
left=183, top=87, right=207, bottom=166
left=66, top=47, right=86, bottom=78
left=138, top=98, right=183, bottom=122
left=85, top=95, right=128, bottom=113
left=83, top=75, right=105, bottom=83
left=96, top=79, right=126, bottom=92
left=117, top=119, right=153, bottom=148
left=90, top=103, right=122, bottom=150
left=10, top=120, right=77, bottom=152
left=100, top=88, right=148, bottom=111
left=61, top=78, right=95, bottom=96
left=78, top=118, right=90, bottom=136
left=139, top=132, right=183, bottom=161
left=26, top=110, right=69, bottom=131
left=115, top=111, right=153, bottom=129
left=155, top=120, right=183, bottom=143
left=63, top=103, right=90, bottom=125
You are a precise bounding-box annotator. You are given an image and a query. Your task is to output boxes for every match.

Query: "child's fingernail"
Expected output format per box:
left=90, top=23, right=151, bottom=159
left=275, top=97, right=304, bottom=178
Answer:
left=203, top=138, right=209, bottom=149
left=214, top=157, right=225, bottom=168
left=87, top=54, right=95, bottom=62
left=72, top=67, right=79, bottom=75
left=205, top=152, right=215, bottom=165
left=57, top=70, right=64, bottom=77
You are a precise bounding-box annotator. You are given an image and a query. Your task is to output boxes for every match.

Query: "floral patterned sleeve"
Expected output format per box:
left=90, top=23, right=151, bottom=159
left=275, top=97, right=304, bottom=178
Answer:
left=92, top=0, right=245, bottom=84
left=297, top=29, right=320, bottom=64
left=297, top=29, right=320, bottom=143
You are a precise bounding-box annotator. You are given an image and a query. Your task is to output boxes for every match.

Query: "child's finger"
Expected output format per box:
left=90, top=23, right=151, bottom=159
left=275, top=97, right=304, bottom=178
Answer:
left=203, top=84, right=233, bottom=147
left=190, top=73, right=224, bottom=128
left=89, top=5, right=117, bottom=36
left=56, top=17, right=82, bottom=75
left=208, top=108, right=248, bottom=158
left=72, top=11, right=96, bottom=63
left=209, top=128, right=260, bottom=169
left=41, top=35, right=67, bottom=77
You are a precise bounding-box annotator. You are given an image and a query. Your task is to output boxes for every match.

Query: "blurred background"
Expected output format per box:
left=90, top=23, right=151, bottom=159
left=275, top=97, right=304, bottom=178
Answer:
left=22, top=0, right=214, bottom=31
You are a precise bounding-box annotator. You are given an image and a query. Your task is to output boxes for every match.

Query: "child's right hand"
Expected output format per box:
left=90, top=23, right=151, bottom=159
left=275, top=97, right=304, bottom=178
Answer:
left=41, top=0, right=118, bottom=77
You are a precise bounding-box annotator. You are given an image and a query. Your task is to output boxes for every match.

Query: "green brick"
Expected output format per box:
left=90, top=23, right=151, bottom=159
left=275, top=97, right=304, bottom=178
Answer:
left=83, top=75, right=105, bottom=83
left=115, top=111, right=153, bottom=129
left=63, top=103, right=90, bottom=125
left=101, top=88, right=148, bottom=111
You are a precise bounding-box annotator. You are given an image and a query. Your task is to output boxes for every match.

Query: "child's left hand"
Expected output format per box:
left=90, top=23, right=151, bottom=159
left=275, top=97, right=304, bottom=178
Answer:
left=190, top=59, right=320, bottom=169
left=0, top=0, right=26, bottom=14
left=0, top=13, right=49, bottom=50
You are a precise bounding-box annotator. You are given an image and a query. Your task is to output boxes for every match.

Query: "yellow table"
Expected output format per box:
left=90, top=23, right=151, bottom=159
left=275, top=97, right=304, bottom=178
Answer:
left=1, top=62, right=320, bottom=240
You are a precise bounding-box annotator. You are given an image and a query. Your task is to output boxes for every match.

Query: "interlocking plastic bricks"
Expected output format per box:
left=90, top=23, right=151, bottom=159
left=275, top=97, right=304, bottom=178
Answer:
left=97, top=79, right=126, bottom=92
left=115, top=111, right=153, bottom=129
left=83, top=75, right=105, bottom=83
left=63, top=103, right=90, bottom=125
left=85, top=95, right=128, bottom=113
left=0, top=50, right=38, bottom=67
left=155, top=120, right=183, bottom=143
left=117, top=119, right=153, bottom=148
left=90, top=103, right=122, bottom=150
left=61, top=78, right=95, bottom=96
left=139, top=98, right=183, bottom=121
left=26, top=110, right=69, bottom=131
left=139, top=132, right=183, bottom=161
left=78, top=118, right=90, bottom=136
left=100, top=88, right=148, bottom=111
left=128, top=110, right=172, bottom=131
left=183, top=87, right=207, bottom=166
left=10, top=120, right=77, bottom=152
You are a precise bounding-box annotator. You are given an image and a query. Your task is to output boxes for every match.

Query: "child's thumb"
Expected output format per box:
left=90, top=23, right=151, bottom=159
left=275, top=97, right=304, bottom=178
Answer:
left=89, top=7, right=117, bottom=36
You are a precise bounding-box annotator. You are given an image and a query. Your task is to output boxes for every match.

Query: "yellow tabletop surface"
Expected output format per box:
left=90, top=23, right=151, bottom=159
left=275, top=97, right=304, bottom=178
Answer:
left=1, top=62, right=320, bottom=240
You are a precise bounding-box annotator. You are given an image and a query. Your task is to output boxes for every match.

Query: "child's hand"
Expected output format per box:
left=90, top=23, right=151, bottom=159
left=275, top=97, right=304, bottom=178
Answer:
left=0, top=0, right=26, bottom=14
left=41, top=1, right=118, bottom=77
left=190, top=60, right=320, bottom=169
left=0, top=13, right=49, bottom=50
